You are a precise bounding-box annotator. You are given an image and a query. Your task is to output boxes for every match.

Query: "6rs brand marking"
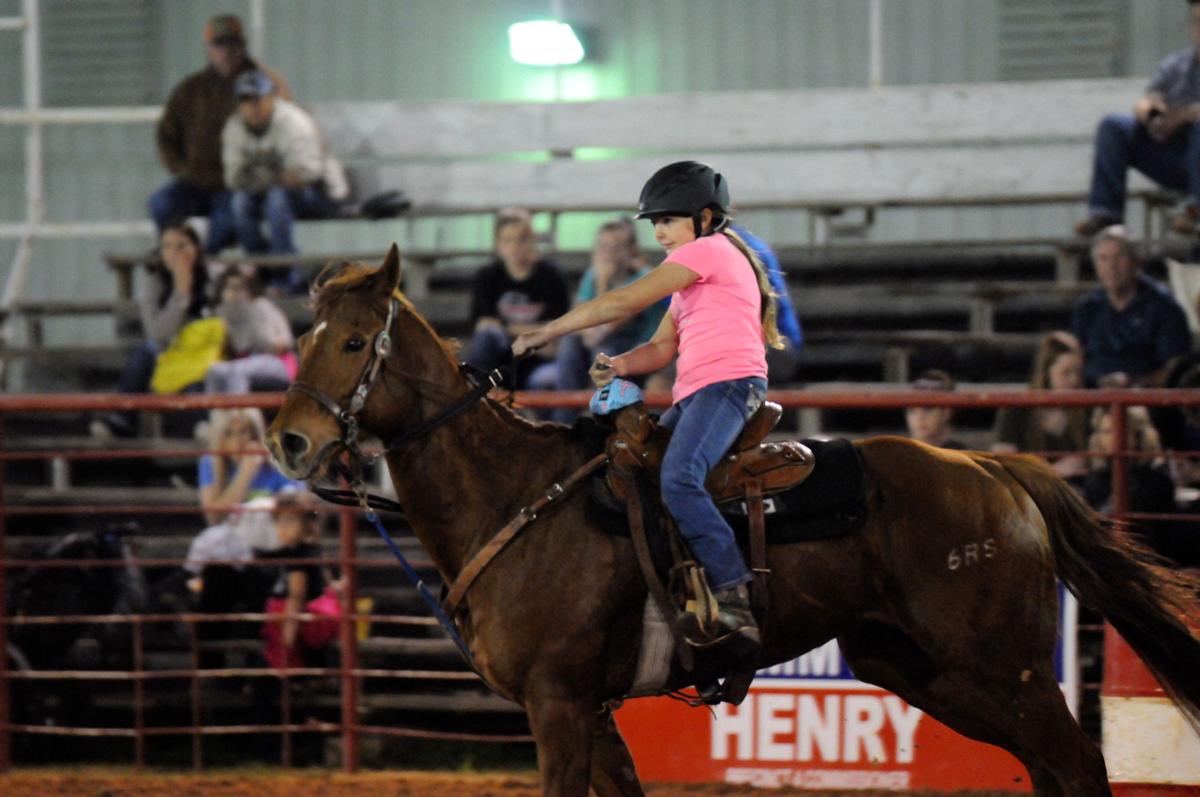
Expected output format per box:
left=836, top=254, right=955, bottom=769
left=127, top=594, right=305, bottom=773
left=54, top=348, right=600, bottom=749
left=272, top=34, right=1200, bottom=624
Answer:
left=947, top=539, right=997, bottom=571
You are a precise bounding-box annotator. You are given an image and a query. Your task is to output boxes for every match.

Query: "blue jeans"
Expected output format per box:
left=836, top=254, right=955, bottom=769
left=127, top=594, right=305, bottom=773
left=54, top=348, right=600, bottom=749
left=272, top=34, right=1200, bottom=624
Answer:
left=147, top=179, right=234, bottom=255
left=231, top=185, right=335, bottom=255
left=1088, top=113, right=1200, bottom=219
left=659, top=376, right=768, bottom=591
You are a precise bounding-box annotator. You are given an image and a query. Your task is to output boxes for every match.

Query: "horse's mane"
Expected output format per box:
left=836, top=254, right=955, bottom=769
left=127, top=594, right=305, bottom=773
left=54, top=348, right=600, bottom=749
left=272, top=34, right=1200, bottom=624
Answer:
left=311, top=260, right=577, bottom=444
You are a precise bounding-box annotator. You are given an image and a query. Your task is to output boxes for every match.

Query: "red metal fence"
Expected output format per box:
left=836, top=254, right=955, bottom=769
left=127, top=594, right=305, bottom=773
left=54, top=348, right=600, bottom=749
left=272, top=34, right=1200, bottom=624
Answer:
left=0, top=388, right=1197, bottom=773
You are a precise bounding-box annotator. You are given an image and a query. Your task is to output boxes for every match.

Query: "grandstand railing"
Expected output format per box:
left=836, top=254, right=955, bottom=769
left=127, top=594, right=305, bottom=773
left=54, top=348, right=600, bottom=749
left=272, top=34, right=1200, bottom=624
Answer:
left=0, top=388, right=1197, bottom=773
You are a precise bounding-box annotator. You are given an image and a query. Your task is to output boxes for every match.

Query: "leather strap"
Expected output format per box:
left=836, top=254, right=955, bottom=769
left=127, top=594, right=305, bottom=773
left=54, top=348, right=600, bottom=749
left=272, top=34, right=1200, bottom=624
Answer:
left=745, top=481, right=770, bottom=627
left=616, top=466, right=694, bottom=672
left=443, top=453, right=608, bottom=618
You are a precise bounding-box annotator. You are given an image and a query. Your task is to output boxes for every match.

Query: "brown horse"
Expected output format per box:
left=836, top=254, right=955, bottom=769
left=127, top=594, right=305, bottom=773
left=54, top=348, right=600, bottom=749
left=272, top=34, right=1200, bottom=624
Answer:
left=267, top=247, right=1200, bottom=797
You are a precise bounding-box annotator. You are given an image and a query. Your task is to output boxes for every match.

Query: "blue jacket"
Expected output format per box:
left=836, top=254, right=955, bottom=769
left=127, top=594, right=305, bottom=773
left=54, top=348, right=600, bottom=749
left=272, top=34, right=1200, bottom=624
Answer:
left=731, top=225, right=804, bottom=349
left=1071, top=274, right=1191, bottom=385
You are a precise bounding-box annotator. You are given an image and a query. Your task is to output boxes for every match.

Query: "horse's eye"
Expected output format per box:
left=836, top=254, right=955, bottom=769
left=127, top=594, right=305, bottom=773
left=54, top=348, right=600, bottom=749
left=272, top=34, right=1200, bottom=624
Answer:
left=344, top=337, right=366, bottom=353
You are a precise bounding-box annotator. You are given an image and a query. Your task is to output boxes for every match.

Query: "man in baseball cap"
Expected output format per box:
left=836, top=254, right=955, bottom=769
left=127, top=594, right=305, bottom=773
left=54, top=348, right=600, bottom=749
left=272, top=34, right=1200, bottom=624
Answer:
left=150, top=14, right=290, bottom=255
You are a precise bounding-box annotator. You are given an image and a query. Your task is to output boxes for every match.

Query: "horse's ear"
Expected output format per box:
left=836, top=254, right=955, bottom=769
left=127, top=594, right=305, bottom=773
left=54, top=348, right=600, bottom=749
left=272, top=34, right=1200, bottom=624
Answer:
left=375, top=243, right=403, bottom=294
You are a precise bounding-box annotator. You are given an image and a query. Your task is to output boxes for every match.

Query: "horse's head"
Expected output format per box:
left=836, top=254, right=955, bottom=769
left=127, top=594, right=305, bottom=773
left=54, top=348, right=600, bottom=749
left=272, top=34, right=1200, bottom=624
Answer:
left=267, top=244, right=450, bottom=481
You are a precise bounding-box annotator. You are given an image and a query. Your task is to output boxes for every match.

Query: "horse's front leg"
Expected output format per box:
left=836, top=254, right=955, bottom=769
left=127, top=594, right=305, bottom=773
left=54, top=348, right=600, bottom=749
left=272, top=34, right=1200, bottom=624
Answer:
left=590, top=710, right=645, bottom=797
left=526, top=688, right=595, bottom=796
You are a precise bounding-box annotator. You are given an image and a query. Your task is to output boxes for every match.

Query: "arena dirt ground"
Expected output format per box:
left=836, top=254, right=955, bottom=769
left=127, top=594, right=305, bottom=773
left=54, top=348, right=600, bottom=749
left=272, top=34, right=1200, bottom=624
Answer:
left=0, top=769, right=1024, bottom=797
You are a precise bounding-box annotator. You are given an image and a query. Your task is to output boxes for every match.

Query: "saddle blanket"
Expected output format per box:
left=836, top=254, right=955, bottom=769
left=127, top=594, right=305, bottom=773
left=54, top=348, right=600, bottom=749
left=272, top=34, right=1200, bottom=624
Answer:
left=590, top=437, right=868, bottom=544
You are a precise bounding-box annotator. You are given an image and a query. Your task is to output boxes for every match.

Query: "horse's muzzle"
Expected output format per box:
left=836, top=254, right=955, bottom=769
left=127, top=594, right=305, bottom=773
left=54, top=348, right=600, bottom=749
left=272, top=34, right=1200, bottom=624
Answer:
left=268, top=429, right=337, bottom=481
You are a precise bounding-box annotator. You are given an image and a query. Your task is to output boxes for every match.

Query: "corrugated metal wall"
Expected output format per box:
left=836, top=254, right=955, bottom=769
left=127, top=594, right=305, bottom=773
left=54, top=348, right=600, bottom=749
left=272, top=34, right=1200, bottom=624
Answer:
left=0, top=0, right=1193, bottom=354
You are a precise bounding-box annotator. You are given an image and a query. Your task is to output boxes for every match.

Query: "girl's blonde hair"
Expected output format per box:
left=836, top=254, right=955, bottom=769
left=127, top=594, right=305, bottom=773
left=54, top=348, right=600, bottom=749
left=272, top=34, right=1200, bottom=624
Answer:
left=720, top=227, right=785, bottom=350
left=209, top=407, right=267, bottom=453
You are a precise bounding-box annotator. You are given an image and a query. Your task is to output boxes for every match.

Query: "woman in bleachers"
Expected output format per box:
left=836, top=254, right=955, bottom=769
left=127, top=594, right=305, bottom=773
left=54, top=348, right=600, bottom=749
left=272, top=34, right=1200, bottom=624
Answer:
left=204, top=267, right=295, bottom=393
left=91, top=220, right=212, bottom=438
left=991, top=331, right=1089, bottom=484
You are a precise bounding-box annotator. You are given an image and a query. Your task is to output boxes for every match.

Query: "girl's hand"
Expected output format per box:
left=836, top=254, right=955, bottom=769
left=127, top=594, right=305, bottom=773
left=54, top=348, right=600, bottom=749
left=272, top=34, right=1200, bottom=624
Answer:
left=512, top=327, right=552, bottom=357
left=590, top=353, right=618, bottom=387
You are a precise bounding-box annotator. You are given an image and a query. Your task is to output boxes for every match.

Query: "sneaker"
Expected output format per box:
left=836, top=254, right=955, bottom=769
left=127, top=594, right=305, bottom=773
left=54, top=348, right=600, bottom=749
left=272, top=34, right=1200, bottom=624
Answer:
left=1073, top=215, right=1121, bottom=237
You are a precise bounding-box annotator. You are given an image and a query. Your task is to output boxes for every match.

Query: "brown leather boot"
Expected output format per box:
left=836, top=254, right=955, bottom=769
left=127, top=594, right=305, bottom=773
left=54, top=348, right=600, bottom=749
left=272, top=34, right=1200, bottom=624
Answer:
left=677, top=584, right=761, bottom=655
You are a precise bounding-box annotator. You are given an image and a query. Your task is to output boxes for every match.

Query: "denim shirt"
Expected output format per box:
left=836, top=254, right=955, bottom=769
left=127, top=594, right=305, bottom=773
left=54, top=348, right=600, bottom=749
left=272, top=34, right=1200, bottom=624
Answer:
left=1071, top=275, right=1191, bottom=385
left=1148, top=48, right=1200, bottom=108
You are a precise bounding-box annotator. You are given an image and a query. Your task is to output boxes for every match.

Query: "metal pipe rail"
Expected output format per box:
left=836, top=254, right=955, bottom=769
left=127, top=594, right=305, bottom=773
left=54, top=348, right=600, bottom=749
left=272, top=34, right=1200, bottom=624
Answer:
left=1, top=388, right=1198, bottom=772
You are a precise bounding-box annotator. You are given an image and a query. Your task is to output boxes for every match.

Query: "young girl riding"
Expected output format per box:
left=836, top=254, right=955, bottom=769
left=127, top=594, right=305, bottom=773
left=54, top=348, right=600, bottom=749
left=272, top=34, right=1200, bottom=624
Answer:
left=513, top=161, right=784, bottom=654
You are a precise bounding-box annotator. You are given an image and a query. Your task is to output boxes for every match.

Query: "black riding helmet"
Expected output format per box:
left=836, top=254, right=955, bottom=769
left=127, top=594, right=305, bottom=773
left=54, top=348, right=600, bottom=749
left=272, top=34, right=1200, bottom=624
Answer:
left=634, top=161, right=731, bottom=238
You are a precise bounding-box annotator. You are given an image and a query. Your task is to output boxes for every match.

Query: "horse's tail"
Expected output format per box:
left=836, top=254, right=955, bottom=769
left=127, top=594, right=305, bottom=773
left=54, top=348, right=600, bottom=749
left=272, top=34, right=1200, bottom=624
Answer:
left=996, top=452, right=1200, bottom=730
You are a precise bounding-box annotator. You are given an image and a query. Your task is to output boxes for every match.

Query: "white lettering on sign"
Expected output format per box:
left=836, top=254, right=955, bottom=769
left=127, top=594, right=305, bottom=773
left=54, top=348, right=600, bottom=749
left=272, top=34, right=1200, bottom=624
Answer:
left=726, top=767, right=911, bottom=789
left=758, top=639, right=842, bottom=678
left=711, top=693, right=923, bottom=764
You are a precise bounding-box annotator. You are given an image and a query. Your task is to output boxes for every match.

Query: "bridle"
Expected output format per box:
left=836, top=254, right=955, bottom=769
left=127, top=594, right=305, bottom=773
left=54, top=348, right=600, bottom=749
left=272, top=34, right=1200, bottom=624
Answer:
left=286, top=296, right=501, bottom=486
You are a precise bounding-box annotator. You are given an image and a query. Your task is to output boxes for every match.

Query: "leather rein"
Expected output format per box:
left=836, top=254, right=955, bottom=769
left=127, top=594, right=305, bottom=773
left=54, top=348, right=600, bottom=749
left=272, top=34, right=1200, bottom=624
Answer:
left=287, top=295, right=608, bottom=673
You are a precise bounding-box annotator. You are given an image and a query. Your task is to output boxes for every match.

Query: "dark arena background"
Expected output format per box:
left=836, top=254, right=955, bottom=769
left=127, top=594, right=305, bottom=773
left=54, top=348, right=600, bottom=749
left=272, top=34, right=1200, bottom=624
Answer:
left=1, top=1, right=1199, bottom=795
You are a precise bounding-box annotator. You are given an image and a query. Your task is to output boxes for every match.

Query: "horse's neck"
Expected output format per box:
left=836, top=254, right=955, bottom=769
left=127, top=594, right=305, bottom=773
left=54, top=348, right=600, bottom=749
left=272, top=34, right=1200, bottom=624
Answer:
left=383, top=396, right=569, bottom=580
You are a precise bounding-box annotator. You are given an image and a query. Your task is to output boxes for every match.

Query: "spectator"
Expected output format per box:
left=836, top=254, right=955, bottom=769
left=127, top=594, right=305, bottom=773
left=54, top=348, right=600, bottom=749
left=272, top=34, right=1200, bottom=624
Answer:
left=730, top=224, right=804, bottom=382
left=260, top=492, right=340, bottom=669
left=205, top=268, right=295, bottom=393
left=1072, top=226, right=1191, bottom=387
left=1083, top=406, right=1186, bottom=562
left=465, top=208, right=570, bottom=388
left=199, top=407, right=300, bottom=526
left=1075, top=0, right=1200, bottom=237
left=551, top=217, right=666, bottom=422
left=150, top=14, right=291, bottom=254
left=90, top=221, right=213, bottom=439
left=992, top=331, right=1089, bottom=483
left=223, top=70, right=347, bottom=292
left=905, top=369, right=967, bottom=450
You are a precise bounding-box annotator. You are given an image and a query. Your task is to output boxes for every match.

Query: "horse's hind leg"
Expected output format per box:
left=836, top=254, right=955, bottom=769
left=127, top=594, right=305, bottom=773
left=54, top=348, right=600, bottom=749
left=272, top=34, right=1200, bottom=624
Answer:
left=589, top=711, right=645, bottom=797
left=840, top=629, right=1110, bottom=796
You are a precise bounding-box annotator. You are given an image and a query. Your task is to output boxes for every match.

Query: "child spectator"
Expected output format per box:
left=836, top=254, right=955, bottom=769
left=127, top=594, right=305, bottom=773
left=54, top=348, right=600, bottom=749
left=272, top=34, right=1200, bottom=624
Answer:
left=992, top=331, right=1089, bottom=483
left=260, top=492, right=339, bottom=669
left=200, top=408, right=300, bottom=526
left=90, top=221, right=212, bottom=439
left=1084, top=406, right=1186, bottom=562
left=150, top=14, right=291, bottom=254
left=223, top=70, right=347, bottom=292
left=551, top=217, right=666, bottom=422
left=205, top=268, right=295, bottom=393
left=465, top=208, right=570, bottom=388
left=905, top=369, right=967, bottom=450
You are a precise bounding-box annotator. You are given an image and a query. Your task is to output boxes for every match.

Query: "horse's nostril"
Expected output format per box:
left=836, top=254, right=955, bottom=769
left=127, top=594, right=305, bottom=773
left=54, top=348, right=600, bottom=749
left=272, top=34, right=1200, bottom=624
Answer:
left=282, top=431, right=310, bottom=458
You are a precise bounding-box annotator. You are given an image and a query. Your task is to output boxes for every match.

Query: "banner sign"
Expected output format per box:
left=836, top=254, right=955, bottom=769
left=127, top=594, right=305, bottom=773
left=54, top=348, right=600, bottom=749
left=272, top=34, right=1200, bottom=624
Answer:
left=617, top=588, right=1077, bottom=791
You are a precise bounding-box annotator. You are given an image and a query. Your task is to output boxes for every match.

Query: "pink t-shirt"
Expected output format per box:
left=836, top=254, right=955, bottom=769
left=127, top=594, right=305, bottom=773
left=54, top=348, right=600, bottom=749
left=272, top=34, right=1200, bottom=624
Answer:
left=666, top=234, right=768, bottom=404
